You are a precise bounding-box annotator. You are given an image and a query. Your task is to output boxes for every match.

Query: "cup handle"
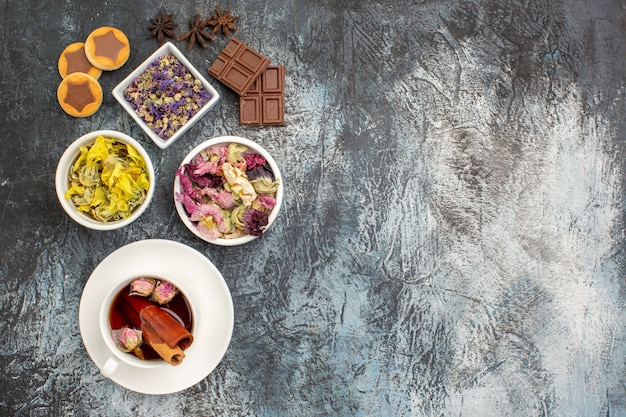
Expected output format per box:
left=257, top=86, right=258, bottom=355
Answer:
left=100, top=356, right=120, bottom=378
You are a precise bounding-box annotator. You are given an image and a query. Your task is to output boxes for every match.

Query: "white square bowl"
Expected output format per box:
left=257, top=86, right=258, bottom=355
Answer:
left=112, top=42, right=220, bottom=149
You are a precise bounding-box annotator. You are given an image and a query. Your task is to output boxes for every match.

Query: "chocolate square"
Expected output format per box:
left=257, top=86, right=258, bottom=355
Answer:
left=240, top=96, right=261, bottom=125
left=208, top=38, right=271, bottom=96
left=239, top=65, right=285, bottom=126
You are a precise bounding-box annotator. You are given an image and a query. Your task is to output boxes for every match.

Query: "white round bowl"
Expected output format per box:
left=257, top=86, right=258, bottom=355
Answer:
left=55, top=130, right=155, bottom=230
left=174, top=136, right=284, bottom=246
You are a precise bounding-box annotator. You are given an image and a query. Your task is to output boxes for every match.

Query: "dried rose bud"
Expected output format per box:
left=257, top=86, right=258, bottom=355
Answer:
left=111, top=327, right=143, bottom=352
left=129, top=277, right=156, bottom=297
left=152, top=280, right=177, bottom=304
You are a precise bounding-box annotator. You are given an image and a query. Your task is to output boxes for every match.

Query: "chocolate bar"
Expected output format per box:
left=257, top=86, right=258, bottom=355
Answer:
left=208, top=38, right=270, bottom=96
left=239, top=65, right=285, bottom=126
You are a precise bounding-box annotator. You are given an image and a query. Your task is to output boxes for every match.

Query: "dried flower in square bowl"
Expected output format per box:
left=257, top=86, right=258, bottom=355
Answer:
left=173, top=136, right=283, bottom=246
left=112, top=42, right=220, bottom=149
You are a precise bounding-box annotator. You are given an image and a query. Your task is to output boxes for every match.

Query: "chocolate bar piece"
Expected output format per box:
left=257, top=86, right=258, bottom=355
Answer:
left=208, top=38, right=270, bottom=96
left=239, top=65, right=285, bottom=126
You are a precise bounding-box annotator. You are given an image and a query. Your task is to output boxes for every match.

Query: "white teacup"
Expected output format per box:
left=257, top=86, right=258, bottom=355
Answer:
left=98, top=276, right=197, bottom=378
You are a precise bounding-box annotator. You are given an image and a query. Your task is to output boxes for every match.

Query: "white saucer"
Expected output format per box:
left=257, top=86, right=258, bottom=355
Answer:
left=79, top=239, right=234, bottom=394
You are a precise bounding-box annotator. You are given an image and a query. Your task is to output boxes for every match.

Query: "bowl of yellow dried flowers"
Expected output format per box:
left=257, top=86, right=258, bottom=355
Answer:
left=55, top=130, right=155, bottom=230
left=174, top=136, right=283, bottom=245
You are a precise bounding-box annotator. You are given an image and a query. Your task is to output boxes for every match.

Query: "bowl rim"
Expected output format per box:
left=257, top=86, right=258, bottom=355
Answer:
left=55, top=129, right=156, bottom=231
left=173, top=135, right=284, bottom=246
left=112, top=42, right=221, bottom=150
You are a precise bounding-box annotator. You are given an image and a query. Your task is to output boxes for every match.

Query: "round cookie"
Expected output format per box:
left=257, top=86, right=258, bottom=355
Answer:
left=58, top=42, right=103, bottom=79
left=57, top=72, right=103, bottom=117
left=84, top=26, right=130, bottom=71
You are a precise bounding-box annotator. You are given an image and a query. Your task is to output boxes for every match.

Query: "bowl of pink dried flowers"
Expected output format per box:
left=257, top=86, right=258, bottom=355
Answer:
left=174, top=136, right=283, bottom=246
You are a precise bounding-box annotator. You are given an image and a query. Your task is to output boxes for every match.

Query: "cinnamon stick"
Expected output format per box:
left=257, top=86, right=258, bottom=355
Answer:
left=117, top=294, right=143, bottom=329
left=139, top=305, right=194, bottom=349
left=118, top=291, right=193, bottom=364
left=141, top=319, right=185, bottom=366
left=120, top=291, right=153, bottom=315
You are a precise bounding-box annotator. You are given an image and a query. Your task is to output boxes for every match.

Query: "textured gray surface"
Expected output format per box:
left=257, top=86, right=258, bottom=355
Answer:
left=1, top=0, right=625, bottom=415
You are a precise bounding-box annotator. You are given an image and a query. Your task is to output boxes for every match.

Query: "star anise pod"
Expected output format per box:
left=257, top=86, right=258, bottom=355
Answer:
left=148, top=13, right=178, bottom=45
left=207, top=7, right=239, bottom=37
left=178, top=14, right=214, bottom=49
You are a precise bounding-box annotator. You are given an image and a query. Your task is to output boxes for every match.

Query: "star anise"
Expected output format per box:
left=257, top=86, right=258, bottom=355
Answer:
left=148, top=13, right=178, bottom=45
left=178, top=14, right=214, bottom=49
left=207, top=7, right=239, bottom=37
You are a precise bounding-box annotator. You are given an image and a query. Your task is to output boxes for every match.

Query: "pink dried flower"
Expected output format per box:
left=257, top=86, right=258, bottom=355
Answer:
left=256, top=195, right=276, bottom=210
left=191, top=204, right=222, bottom=239
left=175, top=190, right=199, bottom=214
left=192, top=203, right=233, bottom=237
left=194, top=145, right=228, bottom=175
left=204, top=187, right=237, bottom=209
left=243, top=153, right=266, bottom=170
left=152, top=280, right=178, bottom=304
left=112, top=326, right=143, bottom=352
left=129, top=277, right=156, bottom=297
left=242, top=208, right=269, bottom=236
left=176, top=166, right=194, bottom=195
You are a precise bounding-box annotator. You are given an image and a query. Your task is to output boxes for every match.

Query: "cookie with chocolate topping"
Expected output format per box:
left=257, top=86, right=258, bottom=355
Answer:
left=84, top=26, right=130, bottom=71
left=58, top=42, right=103, bottom=79
left=57, top=72, right=103, bottom=117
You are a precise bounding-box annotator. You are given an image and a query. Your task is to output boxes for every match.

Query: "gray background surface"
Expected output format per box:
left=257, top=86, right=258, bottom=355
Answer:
left=1, top=0, right=625, bottom=416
